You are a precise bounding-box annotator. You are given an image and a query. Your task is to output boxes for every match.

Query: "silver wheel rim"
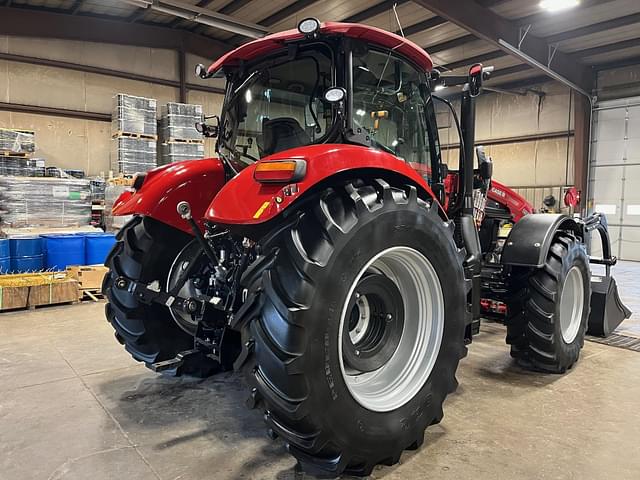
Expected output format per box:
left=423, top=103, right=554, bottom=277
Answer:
left=167, top=242, right=201, bottom=334
left=559, top=266, right=584, bottom=344
left=338, top=246, right=445, bottom=412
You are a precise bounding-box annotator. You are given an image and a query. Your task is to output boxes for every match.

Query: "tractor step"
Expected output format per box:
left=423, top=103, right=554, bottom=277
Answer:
left=151, top=348, right=201, bottom=373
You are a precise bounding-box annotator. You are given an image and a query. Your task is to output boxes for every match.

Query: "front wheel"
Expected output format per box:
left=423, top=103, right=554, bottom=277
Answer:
left=236, top=179, right=468, bottom=477
left=506, top=232, right=591, bottom=373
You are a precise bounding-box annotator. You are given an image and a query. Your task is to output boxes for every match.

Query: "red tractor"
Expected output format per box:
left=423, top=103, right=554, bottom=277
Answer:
left=103, top=19, right=629, bottom=477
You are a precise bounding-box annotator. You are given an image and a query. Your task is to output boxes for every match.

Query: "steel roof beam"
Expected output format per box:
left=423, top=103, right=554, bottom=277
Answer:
left=545, top=13, right=640, bottom=44
left=0, top=6, right=229, bottom=59
left=414, top=0, right=592, bottom=95
left=573, top=37, right=640, bottom=60
left=343, top=0, right=409, bottom=24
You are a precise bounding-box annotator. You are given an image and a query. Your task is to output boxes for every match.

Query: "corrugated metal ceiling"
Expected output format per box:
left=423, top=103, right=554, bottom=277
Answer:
left=3, top=0, right=639, bottom=89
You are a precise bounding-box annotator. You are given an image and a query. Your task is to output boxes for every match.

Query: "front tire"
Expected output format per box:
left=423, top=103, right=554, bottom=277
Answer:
left=236, top=179, right=468, bottom=477
left=506, top=232, right=591, bottom=373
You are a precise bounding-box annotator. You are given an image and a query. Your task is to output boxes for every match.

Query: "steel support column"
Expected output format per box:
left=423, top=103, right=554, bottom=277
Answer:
left=179, top=48, right=187, bottom=104
left=574, top=93, right=592, bottom=212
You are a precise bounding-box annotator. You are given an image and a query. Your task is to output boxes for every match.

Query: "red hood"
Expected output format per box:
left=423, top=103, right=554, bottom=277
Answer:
left=207, top=22, right=433, bottom=75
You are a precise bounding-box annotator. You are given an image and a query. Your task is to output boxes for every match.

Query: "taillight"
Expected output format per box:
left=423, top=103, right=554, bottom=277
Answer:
left=254, top=160, right=306, bottom=183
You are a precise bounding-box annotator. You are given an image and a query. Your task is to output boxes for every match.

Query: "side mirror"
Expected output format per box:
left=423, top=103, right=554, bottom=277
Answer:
left=195, top=115, right=219, bottom=138
left=476, top=146, right=493, bottom=181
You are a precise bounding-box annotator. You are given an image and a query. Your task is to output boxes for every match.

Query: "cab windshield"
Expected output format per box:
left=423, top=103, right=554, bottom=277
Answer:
left=218, top=45, right=334, bottom=169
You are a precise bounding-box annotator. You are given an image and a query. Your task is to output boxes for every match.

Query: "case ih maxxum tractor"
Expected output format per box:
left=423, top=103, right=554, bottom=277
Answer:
left=103, top=20, right=630, bottom=477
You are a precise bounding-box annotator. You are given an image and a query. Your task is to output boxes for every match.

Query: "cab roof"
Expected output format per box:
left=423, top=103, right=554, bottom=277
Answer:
left=207, top=22, right=433, bottom=76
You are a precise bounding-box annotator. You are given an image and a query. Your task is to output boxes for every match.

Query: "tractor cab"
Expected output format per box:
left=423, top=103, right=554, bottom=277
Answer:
left=197, top=19, right=445, bottom=196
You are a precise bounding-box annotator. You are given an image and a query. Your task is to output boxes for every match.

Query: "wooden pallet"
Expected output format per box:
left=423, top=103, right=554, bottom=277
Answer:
left=0, top=127, right=35, bottom=135
left=0, top=151, right=30, bottom=157
left=165, top=138, right=204, bottom=144
left=112, top=131, right=157, bottom=140
left=82, top=289, right=104, bottom=302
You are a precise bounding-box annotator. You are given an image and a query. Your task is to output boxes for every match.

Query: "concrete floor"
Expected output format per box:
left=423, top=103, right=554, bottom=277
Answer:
left=1, top=263, right=639, bottom=480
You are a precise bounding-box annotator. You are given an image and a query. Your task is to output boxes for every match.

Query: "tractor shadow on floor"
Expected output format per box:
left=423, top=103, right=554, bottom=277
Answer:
left=92, top=368, right=299, bottom=478
left=94, top=367, right=444, bottom=480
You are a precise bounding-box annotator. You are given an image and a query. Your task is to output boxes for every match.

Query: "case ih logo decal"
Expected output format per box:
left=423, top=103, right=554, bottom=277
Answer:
left=491, top=186, right=506, bottom=198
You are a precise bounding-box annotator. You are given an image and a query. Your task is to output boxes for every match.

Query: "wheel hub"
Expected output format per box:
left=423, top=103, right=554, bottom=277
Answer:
left=167, top=240, right=210, bottom=334
left=338, top=246, right=445, bottom=412
left=342, top=274, right=404, bottom=373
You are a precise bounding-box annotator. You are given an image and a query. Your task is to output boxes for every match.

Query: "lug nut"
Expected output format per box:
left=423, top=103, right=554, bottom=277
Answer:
left=185, top=299, right=198, bottom=313
left=386, top=313, right=393, bottom=322
left=355, top=292, right=361, bottom=299
left=115, top=277, right=127, bottom=289
left=355, top=350, right=360, bottom=356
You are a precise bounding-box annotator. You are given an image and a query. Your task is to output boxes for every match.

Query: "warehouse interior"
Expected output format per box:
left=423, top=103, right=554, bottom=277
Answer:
left=1, top=0, right=640, bottom=479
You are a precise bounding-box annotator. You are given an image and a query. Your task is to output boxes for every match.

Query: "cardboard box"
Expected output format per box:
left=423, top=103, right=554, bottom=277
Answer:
left=66, top=265, right=109, bottom=290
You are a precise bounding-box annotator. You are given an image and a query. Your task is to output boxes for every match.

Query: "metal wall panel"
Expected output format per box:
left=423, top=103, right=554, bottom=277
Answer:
left=590, top=96, right=640, bottom=261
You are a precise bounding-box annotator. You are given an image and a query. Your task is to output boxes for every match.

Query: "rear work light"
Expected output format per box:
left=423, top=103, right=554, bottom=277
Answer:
left=254, top=160, right=306, bottom=183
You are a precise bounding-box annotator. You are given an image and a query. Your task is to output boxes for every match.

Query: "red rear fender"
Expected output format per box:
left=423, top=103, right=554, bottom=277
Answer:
left=112, top=158, right=226, bottom=234
left=205, top=144, right=442, bottom=225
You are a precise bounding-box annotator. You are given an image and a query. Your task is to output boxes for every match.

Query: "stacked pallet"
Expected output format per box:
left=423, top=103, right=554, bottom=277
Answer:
left=111, top=94, right=157, bottom=174
left=0, top=129, right=43, bottom=176
left=159, top=102, right=204, bottom=165
left=0, top=128, right=35, bottom=155
left=0, top=176, right=92, bottom=229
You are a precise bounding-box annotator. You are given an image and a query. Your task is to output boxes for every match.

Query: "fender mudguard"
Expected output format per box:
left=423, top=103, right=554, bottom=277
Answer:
left=112, top=158, right=226, bottom=234
left=205, top=144, right=442, bottom=225
left=501, top=213, right=583, bottom=268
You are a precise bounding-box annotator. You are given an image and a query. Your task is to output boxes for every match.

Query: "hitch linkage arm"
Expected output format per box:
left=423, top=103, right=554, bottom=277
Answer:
left=112, top=276, right=224, bottom=315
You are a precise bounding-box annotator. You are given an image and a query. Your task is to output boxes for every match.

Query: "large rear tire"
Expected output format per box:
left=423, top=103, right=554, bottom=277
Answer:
left=235, top=179, right=468, bottom=477
left=103, top=216, right=219, bottom=377
left=506, top=232, right=590, bottom=373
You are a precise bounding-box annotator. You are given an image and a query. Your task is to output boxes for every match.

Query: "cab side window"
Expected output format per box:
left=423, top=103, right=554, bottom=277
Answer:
left=352, top=50, right=431, bottom=174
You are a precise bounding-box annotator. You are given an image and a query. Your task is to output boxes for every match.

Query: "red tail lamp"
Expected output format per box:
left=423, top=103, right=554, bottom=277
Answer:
left=254, top=160, right=306, bottom=183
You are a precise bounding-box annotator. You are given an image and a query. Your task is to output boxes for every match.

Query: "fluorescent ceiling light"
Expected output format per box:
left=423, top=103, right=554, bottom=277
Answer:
left=540, top=0, right=580, bottom=12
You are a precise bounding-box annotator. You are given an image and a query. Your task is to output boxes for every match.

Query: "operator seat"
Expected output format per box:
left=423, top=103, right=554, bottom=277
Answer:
left=259, top=117, right=310, bottom=156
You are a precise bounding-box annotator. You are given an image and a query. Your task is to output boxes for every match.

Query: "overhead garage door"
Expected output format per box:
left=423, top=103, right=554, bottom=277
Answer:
left=589, top=96, right=640, bottom=261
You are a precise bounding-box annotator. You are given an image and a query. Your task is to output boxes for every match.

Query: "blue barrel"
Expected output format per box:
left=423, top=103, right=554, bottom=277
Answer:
left=84, top=232, right=116, bottom=265
left=9, top=236, right=42, bottom=257
left=0, top=239, right=9, bottom=273
left=11, top=255, right=44, bottom=272
left=9, top=236, right=43, bottom=273
left=41, top=234, right=85, bottom=271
